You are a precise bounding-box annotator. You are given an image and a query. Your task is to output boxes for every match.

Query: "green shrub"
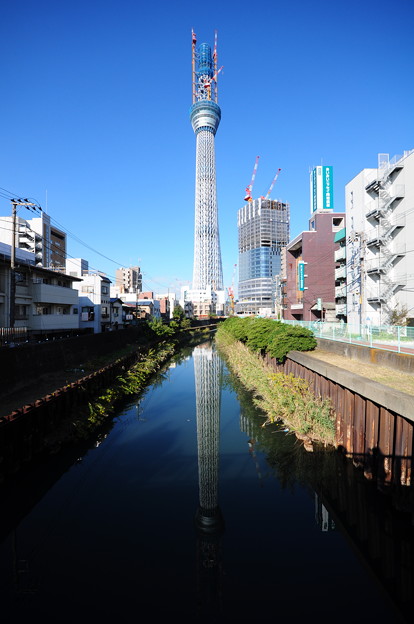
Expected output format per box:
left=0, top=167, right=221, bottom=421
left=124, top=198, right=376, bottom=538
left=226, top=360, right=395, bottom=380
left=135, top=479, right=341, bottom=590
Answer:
left=267, top=326, right=316, bottom=361
left=217, top=317, right=316, bottom=361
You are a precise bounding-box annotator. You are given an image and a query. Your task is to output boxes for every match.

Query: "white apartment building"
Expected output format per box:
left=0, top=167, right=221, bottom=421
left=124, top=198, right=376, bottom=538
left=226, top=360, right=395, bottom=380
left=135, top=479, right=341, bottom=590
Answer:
left=345, top=150, right=414, bottom=327
left=112, top=266, right=142, bottom=297
left=0, top=212, right=66, bottom=268
left=182, top=285, right=221, bottom=318
left=66, top=258, right=112, bottom=333
left=0, top=244, right=80, bottom=332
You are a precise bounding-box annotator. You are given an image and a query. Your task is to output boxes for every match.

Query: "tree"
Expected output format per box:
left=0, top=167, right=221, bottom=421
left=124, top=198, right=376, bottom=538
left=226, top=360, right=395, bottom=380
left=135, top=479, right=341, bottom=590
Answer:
left=173, top=305, right=185, bottom=321
left=388, top=304, right=409, bottom=327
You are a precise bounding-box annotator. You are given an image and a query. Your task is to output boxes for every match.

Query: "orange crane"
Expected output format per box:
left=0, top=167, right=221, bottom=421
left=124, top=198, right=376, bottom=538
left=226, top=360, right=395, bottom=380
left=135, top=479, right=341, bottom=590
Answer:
left=262, top=168, right=282, bottom=200
left=244, top=156, right=260, bottom=201
left=227, top=263, right=237, bottom=314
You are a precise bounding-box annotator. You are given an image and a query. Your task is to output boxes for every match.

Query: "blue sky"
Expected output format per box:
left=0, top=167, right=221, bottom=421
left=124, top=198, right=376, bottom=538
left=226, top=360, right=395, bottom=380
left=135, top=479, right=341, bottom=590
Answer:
left=1, top=0, right=413, bottom=296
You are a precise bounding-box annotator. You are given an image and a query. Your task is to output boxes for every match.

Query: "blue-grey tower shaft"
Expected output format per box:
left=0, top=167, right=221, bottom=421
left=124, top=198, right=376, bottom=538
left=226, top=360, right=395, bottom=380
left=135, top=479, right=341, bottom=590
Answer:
left=190, top=30, right=223, bottom=291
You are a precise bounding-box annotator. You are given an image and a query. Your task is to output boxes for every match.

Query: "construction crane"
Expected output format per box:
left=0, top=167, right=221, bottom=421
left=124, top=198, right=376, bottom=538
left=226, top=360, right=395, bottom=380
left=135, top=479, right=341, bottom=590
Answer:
left=261, top=168, right=282, bottom=200
left=244, top=156, right=260, bottom=201
left=227, top=263, right=237, bottom=314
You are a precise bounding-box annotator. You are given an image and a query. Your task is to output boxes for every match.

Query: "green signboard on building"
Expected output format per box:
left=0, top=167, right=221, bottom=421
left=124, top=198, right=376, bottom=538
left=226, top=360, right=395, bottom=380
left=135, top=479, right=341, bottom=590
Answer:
left=311, top=166, right=334, bottom=212
left=298, top=261, right=305, bottom=291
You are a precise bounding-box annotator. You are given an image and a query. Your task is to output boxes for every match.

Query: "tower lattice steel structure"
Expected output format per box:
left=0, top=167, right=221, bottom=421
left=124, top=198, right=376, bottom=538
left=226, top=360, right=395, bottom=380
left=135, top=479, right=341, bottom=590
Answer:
left=190, top=30, right=223, bottom=292
left=193, top=343, right=224, bottom=618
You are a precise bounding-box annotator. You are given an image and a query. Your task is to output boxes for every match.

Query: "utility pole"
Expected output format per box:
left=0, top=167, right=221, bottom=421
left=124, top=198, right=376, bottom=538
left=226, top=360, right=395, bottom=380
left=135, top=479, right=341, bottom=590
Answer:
left=10, top=200, right=17, bottom=328
left=360, top=232, right=366, bottom=329
left=9, top=199, right=38, bottom=328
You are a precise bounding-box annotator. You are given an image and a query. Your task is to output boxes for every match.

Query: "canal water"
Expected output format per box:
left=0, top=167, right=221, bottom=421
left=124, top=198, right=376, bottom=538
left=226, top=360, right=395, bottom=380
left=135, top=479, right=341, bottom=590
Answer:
left=0, top=340, right=412, bottom=623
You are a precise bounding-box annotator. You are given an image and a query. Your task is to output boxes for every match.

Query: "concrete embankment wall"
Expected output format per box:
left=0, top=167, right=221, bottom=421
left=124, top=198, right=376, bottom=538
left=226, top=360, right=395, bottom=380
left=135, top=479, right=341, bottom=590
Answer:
left=0, top=328, right=144, bottom=393
left=0, top=320, right=220, bottom=394
left=316, top=337, right=414, bottom=375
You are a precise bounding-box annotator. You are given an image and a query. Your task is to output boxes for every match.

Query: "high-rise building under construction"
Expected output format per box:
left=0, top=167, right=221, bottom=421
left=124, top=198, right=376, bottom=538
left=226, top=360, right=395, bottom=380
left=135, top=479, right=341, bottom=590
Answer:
left=187, top=30, right=224, bottom=317
left=238, top=197, right=290, bottom=315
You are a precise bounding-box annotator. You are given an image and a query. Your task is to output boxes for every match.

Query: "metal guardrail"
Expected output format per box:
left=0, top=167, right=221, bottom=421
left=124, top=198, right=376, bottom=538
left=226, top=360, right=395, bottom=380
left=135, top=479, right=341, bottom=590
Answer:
left=281, top=319, right=414, bottom=355
left=0, top=327, right=28, bottom=347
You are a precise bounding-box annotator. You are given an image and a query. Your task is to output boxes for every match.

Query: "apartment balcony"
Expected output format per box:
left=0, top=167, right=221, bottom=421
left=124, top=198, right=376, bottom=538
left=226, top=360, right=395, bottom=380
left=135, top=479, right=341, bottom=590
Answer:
left=335, top=304, right=347, bottom=316
left=19, top=232, right=34, bottom=242
left=334, top=247, right=346, bottom=262
left=291, top=303, right=303, bottom=310
left=31, top=282, right=79, bottom=306
left=335, top=265, right=346, bottom=281
left=335, top=285, right=346, bottom=299
left=30, top=314, right=79, bottom=331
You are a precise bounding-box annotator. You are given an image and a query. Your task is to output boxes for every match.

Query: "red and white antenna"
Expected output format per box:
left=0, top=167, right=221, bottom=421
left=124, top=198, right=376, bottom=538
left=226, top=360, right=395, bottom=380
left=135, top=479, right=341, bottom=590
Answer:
left=244, top=156, right=260, bottom=201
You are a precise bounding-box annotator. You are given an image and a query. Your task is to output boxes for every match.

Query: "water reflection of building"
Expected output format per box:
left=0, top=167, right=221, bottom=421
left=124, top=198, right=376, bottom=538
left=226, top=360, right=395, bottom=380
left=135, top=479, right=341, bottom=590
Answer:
left=241, top=397, right=414, bottom=620
left=193, top=343, right=225, bottom=620
left=314, top=493, right=335, bottom=532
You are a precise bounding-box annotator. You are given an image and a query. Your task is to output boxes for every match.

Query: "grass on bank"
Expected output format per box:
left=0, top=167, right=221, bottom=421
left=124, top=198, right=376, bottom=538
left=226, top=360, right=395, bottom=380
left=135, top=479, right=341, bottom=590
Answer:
left=73, top=323, right=213, bottom=438
left=73, top=343, right=176, bottom=436
left=216, top=323, right=336, bottom=447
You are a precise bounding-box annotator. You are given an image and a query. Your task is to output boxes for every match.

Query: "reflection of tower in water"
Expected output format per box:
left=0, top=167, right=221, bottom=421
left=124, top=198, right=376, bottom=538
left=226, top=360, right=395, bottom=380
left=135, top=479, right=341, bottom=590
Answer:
left=193, top=343, right=224, bottom=618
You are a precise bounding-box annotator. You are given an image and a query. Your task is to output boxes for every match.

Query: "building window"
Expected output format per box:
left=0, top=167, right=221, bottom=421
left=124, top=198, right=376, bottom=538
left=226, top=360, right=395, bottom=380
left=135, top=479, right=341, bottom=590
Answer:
left=15, top=271, right=27, bottom=284
left=332, top=217, right=344, bottom=231
left=73, top=307, right=78, bottom=314
left=15, top=305, right=28, bottom=319
left=81, top=306, right=94, bottom=321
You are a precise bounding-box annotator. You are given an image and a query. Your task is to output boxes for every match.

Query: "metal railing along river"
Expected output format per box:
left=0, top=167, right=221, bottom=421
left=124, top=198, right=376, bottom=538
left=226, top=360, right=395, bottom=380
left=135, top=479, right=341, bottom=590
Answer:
left=281, top=319, right=414, bottom=355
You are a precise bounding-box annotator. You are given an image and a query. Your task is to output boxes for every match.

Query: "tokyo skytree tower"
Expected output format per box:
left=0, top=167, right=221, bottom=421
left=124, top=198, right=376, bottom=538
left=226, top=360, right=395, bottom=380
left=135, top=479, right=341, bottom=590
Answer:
left=190, top=30, right=223, bottom=292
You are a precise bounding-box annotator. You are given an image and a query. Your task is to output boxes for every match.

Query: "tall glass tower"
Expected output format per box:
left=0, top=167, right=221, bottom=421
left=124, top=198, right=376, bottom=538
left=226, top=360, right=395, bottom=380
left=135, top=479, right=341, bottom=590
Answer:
left=238, top=198, right=290, bottom=315
left=189, top=31, right=224, bottom=314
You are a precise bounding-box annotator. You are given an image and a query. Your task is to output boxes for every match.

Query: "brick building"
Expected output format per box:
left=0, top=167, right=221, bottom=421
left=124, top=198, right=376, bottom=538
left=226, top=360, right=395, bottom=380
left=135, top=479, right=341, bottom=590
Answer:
left=282, top=211, right=345, bottom=322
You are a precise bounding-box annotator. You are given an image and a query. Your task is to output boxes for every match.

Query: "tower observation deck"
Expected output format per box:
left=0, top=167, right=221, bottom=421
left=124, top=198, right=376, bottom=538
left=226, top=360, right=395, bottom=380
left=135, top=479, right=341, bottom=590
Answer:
left=190, top=31, right=224, bottom=312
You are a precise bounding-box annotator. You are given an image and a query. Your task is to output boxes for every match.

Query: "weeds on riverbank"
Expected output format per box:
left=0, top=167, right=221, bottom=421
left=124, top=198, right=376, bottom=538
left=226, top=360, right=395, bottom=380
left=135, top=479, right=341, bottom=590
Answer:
left=73, top=343, right=176, bottom=436
left=216, top=328, right=335, bottom=447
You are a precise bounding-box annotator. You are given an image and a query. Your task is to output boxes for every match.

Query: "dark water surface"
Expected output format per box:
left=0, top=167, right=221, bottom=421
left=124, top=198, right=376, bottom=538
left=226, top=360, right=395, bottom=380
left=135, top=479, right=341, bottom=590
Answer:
left=0, top=341, right=412, bottom=623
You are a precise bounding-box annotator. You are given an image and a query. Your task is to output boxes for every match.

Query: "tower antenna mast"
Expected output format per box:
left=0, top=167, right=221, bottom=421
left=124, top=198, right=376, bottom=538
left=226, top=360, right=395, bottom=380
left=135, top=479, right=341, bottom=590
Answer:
left=190, top=29, right=224, bottom=312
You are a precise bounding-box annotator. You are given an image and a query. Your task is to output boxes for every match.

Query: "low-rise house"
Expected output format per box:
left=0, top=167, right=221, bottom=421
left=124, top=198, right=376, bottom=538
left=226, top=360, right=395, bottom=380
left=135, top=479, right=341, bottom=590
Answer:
left=109, top=297, right=124, bottom=328
left=66, top=258, right=112, bottom=333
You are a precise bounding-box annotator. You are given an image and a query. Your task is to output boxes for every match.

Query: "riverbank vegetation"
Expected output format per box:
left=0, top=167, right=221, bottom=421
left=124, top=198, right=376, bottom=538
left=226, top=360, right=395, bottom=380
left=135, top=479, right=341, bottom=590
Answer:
left=73, top=319, right=214, bottom=438
left=73, top=342, right=177, bottom=437
left=218, top=316, right=317, bottom=361
left=216, top=318, right=335, bottom=448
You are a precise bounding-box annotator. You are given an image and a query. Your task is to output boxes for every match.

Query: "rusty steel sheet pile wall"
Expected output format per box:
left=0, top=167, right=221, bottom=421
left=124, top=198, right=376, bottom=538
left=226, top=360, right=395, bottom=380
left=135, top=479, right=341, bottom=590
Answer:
left=316, top=455, right=414, bottom=620
left=264, top=352, right=413, bottom=488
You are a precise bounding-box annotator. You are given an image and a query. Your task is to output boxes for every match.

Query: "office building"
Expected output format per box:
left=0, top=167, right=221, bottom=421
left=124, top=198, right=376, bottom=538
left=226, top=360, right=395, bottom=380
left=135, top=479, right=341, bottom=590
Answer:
left=238, top=198, right=289, bottom=315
